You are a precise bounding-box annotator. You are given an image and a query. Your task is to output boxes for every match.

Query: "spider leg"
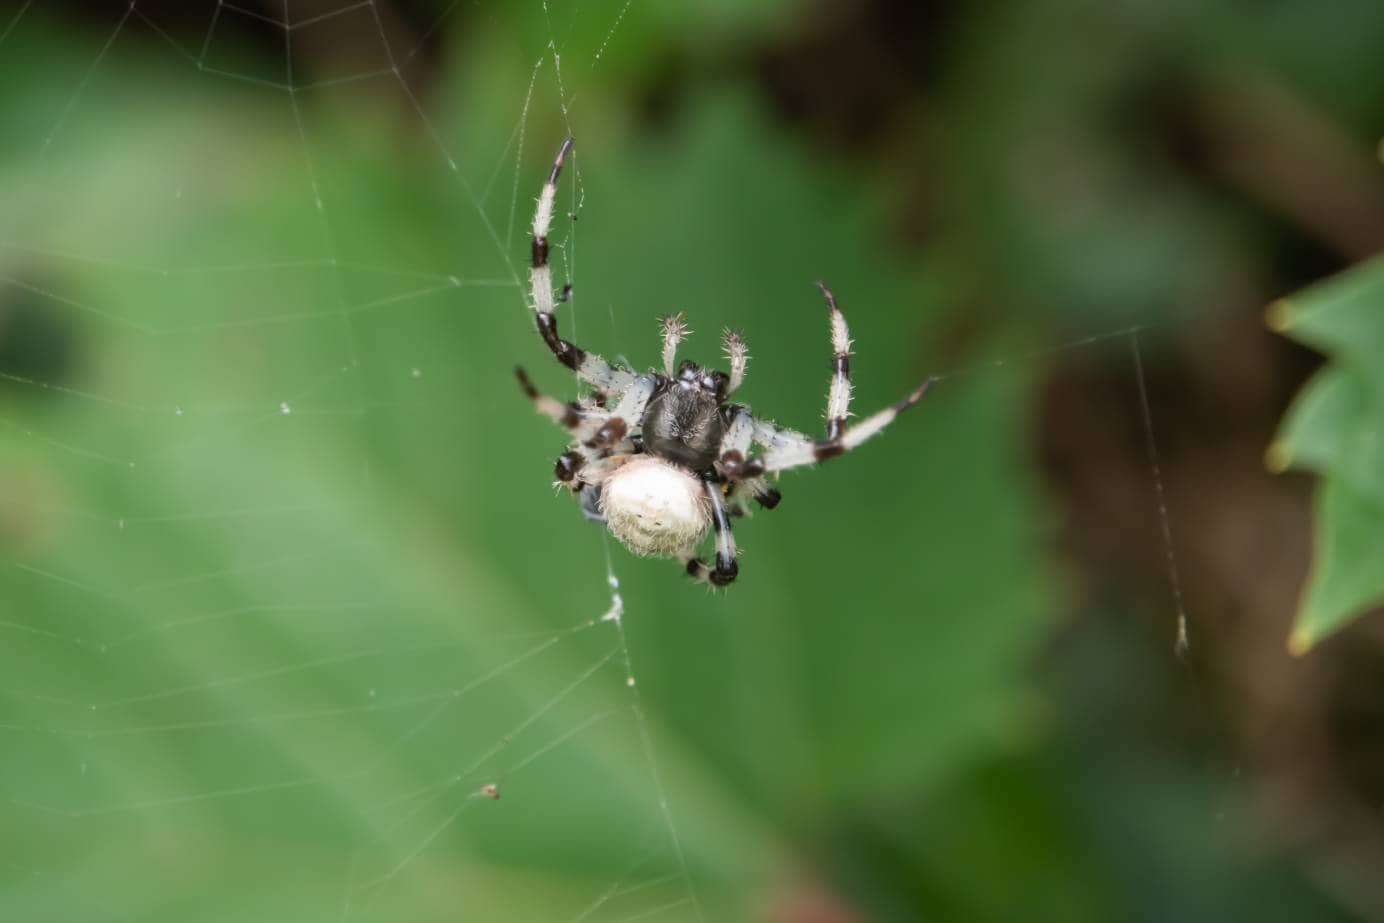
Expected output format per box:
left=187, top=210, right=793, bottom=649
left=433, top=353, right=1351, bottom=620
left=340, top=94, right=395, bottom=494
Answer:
left=683, top=480, right=738, bottom=586
left=714, top=407, right=782, bottom=509
left=515, top=366, right=595, bottom=432
left=577, top=481, right=605, bottom=522
left=755, top=379, right=934, bottom=473
left=722, top=477, right=781, bottom=517
left=556, top=450, right=637, bottom=523
left=722, top=328, right=749, bottom=395
left=740, top=477, right=782, bottom=510
left=817, top=280, right=853, bottom=441
left=515, top=364, right=631, bottom=503
left=659, top=314, right=689, bottom=377
left=586, top=373, right=657, bottom=449
left=715, top=406, right=755, bottom=477
left=539, top=372, right=652, bottom=523
left=570, top=453, right=624, bottom=522
left=530, top=137, right=635, bottom=392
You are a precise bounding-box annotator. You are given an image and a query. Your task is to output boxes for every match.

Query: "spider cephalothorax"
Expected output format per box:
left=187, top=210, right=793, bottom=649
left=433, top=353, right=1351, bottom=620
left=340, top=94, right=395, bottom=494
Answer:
left=641, top=359, right=729, bottom=470
left=517, top=137, right=932, bottom=586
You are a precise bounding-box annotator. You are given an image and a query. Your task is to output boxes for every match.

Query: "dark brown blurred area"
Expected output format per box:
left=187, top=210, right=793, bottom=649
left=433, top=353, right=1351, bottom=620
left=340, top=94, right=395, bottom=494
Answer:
left=757, top=1, right=1384, bottom=915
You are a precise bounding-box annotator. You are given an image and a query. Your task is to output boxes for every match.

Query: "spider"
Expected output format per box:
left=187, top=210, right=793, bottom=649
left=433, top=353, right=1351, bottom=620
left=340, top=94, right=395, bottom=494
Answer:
left=516, top=137, right=933, bottom=586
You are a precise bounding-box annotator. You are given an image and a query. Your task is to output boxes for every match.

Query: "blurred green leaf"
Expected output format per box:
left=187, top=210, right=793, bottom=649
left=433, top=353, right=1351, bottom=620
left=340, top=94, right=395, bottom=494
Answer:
left=1269, top=367, right=1369, bottom=477
left=1290, top=479, right=1384, bottom=656
left=1270, top=256, right=1384, bottom=652
left=1, top=17, right=1051, bottom=921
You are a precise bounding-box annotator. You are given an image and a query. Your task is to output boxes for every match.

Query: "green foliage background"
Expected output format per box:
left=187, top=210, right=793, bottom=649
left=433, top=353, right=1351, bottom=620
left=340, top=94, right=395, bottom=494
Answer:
left=1, top=1, right=1381, bottom=921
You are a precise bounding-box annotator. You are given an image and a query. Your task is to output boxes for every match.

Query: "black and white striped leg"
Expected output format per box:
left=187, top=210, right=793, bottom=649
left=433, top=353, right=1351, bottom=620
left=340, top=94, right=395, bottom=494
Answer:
left=515, top=366, right=592, bottom=432
left=553, top=449, right=587, bottom=485
left=716, top=407, right=781, bottom=511
left=586, top=374, right=657, bottom=449
left=817, top=280, right=853, bottom=441
left=530, top=137, right=635, bottom=392
left=559, top=451, right=632, bottom=523
left=753, top=377, right=934, bottom=473
left=743, top=477, right=782, bottom=509
left=683, top=480, right=738, bottom=586
left=520, top=360, right=641, bottom=522
left=722, top=477, right=782, bottom=516
left=515, top=366, right=618, bottom=493
left=716, top=407, right=756, bottom=478
left=722, top=328, right=749, bottom=395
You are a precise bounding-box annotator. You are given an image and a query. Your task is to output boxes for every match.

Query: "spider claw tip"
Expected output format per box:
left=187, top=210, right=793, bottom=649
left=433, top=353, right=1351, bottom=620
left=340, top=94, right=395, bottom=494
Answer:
left=815, top=280, right=840, bottom=309
left=906, top=379, right=934, bottom=405
left=659, top=312, right=690, bottom=337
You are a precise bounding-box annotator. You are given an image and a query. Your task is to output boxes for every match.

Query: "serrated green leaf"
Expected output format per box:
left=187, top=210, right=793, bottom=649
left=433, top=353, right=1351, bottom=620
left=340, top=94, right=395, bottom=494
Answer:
left=1289, top=479, right=1384, bottom=655
left=1270, top=255, right=1384, bottom=365
left=1271, top=257, right=1384, bottom=652
left=1269, top=366, right=1365, bottom=474
left=1270, top=364, right=1384, bottom=509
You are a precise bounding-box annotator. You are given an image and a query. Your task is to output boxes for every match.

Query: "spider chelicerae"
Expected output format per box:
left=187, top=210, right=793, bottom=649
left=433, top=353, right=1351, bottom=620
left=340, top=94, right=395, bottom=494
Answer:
left=517, top=137, right=933, bottom=586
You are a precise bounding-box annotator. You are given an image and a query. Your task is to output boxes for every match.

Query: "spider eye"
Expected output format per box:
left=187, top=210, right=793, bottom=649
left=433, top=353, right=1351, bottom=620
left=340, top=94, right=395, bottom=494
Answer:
left=677, top=359, right=698, bottom=381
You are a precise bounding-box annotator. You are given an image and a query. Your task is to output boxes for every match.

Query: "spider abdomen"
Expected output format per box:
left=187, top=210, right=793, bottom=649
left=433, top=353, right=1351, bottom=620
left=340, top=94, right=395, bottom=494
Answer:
left=599, top=456, right=711, bottom=557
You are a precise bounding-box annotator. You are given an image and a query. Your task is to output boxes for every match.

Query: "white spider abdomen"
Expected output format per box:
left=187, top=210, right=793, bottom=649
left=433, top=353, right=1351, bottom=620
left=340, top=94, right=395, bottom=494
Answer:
left=600, top=456, right=710, bottom=557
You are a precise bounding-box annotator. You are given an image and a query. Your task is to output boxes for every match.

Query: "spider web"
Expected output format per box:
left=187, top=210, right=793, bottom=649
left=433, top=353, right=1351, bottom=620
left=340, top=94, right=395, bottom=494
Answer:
left=1, top=3, right=711, bottom=921
left=0, top=3, right=1190, bottom=922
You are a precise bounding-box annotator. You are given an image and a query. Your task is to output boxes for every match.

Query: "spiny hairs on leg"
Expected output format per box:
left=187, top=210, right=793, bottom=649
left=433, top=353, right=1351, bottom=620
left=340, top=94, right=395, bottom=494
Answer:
left=816, top=280, right=854, bottom=442
left=659, top=313, right=690, bottom=376
left=531, top=138, right=575, bottom=364
left=529, top=137, right=635, bottom=392
left=722, top=328, right=749, bottom=395
left=759, top=377, right=934, bottom=472
left=739, top=279, right=932, bottom=472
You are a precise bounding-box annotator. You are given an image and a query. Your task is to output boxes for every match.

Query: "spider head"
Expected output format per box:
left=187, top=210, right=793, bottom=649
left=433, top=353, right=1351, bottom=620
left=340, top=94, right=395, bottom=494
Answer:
left=675, top=359, right=731, bottom=402
left=642, top=362, right=729, bottom=471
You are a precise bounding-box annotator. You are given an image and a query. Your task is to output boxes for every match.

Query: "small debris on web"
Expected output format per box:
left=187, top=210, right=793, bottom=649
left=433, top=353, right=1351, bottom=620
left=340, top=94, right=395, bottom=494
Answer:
left=601, top=573, right=624, bottom=623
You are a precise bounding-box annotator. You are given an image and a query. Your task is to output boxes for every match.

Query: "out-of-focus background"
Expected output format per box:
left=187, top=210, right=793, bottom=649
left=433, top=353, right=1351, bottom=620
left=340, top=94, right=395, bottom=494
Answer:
left=2, top=1, right=1382, bottom=920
